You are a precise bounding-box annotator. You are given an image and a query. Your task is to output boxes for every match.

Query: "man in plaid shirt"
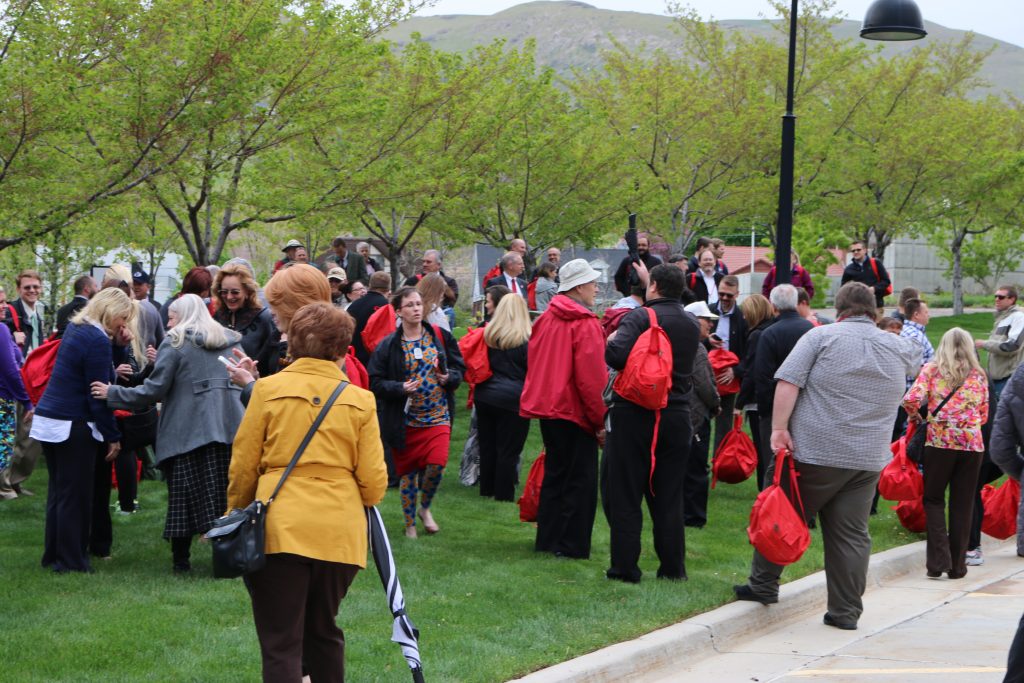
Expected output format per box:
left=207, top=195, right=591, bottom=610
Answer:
left=899, top=298, right=933, bottom=388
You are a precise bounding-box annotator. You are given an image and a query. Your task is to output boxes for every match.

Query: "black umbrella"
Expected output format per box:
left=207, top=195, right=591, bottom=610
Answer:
left=366, top=506, right=425, bottom=683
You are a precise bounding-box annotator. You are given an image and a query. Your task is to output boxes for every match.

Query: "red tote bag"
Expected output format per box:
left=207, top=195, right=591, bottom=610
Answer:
left=517, top=450, right=546, bottom=523
left=747, top=449, right=811, bottom=566
left=981, top=478, right=1020, bottom=540
left=894, top=498, right=926, bottom=533
left=712, top=413, right=758, bottom=487
left=878, top=432, right=923, bottom=502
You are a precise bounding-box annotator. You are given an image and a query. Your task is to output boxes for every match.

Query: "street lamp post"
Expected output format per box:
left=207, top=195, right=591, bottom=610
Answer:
left=772, top=0, right=927, bottom=286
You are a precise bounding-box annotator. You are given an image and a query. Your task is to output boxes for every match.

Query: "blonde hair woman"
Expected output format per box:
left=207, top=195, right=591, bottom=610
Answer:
left=736, top=293, right=776, bottom=489
left=476, top=295, right=532, bottom=501
left=904, top=327, right=989, bottom=580
left=417, top=272, right=450, bottom=332
left=33, top=288, right=136, bottom=573
left=213, top=262, right=278, bottom=375
left=94, top=294, right=246, bottom=573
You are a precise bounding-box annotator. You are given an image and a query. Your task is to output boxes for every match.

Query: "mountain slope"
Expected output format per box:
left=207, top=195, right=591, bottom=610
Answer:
left=384, top=1, right=1024, bottom=99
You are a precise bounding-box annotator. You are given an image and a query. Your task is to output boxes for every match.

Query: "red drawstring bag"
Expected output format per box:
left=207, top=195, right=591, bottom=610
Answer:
left=612, top=307, right=673, bottom=493
left=712, top=413, right=758, bottom=487
left=708, top=348, right=740, bottom=395
left=518, top=450, right=546, bottom=523
left=21, top=336, right=61, bottom=405
left=747, top=449, right=811, bottom=566
left=894, top=498, right=926, bottom=533
left=981, top=478, right=1021, bottom=540
left=458, top=326, right=492, bottom=387
left=343, top=347, right=369, bottom=390
left=360, top=305, right=397, bottom=354
left=878, top=430, right=923, bottom=501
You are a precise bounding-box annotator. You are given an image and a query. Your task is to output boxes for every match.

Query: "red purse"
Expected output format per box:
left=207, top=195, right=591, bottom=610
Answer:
left=878, top=431, right=923, bottom=501
left=747, top=449, right=811, bottom=566
left=981, top=478, right=1020, bottom=540
left=712, top=413, right=758, bottom=487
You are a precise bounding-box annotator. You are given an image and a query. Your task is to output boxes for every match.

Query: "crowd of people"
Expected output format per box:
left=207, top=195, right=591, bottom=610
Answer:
left=3, top=233, right=1024, bottom=679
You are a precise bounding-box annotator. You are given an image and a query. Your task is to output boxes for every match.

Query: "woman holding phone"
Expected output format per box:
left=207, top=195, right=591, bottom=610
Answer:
left=368, top=287, right=464, bottom=537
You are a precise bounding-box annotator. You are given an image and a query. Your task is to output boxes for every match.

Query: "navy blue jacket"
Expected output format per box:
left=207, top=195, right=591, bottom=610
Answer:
left=35, top=322, right=121, bottom=442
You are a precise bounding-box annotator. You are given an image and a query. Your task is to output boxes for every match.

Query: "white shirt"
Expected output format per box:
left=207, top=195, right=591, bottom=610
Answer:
left=716, top=305, right=734, bottom=351
left=504, top=273, right=525, bottom=297
left=702, top=272, right=719, bottom=306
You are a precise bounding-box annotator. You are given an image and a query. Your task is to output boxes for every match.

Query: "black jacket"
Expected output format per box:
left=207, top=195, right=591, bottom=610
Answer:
left=688, top=271, right=724, bottom=305
left=4, top=298, right=45, bottom=352
left=613, top=253, right=663, bottom=297
left=736, top=318, right=774, bottom=408
left=710, top=301, right=749, bottom=372
left=605, top=298, right=700, bottom=407
left=55, top=296, right=89, bottom=338
left=346, top=291, right=389, bottom=364
left=753, top=310, right=814, bottom=416
left=367, top=324, right=465, bottom=451
left=991, top=363, right=1024, bottom=480
left=841, top=257, right=891, bottom=307
left=213, top=306, right=279, bottom=377
left=474, top=343, right=528, bottom=413
left=486, top=274, right=527, bottom=299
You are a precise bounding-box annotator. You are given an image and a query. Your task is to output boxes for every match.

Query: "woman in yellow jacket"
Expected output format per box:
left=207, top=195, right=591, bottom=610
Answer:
left=227, top=302, right=387, bottom=682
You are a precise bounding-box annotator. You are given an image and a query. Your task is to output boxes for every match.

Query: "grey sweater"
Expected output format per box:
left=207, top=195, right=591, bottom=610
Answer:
left=106, top=330, right=245, bottom=464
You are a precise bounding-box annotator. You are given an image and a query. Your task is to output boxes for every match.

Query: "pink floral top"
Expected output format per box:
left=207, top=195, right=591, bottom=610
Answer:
left=903, top=364, right=988, bottom=452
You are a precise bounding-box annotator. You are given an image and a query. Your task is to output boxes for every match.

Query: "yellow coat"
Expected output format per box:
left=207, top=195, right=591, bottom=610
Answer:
left=227, top=358, right=388, bottom=566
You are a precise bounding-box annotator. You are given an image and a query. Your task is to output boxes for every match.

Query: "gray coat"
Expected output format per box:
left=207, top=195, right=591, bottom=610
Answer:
left=106, top=329, right=245, bottom=464
left=689, top=344, right=720, bottom=429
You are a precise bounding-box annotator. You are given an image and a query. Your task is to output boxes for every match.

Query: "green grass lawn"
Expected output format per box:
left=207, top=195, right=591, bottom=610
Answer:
left=1, top=313, right=986, bottom=681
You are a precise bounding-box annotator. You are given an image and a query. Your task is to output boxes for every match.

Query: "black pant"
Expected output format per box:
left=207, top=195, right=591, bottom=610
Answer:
left=683, top=419, right=711, bottom=527
left=922, top=446, right=983, bottom=576
left=535, top=419, right=598, bottom=559
left=602, top=404, right=691, bottom=581
left=114, top=448, right=139, bottom=511
left=91, top=450, right=113, bottom=557
left=713, top=393, right=737, bottom=454
left=969, top=456, right=1004, bottom=550
left=245, top=553, right=359, bottom=683
left=42, top=422, right=104, bottom=572
left=757, top=413, right=773, bottom=491
left=476, top=402, right=530, bottom=502
left=1007, top=612, right=1024, bottom=683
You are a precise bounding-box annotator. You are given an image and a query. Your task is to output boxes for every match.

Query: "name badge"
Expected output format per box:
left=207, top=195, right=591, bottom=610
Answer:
left=413, top=346, right=423, bottom=360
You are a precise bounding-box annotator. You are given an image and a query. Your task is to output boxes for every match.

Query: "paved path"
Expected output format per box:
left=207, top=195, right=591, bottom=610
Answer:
left=646, top=542, right=1022, bottom=683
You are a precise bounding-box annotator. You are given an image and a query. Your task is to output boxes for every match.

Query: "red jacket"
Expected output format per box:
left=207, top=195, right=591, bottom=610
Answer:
left=520, top=294, right=608, bottom=435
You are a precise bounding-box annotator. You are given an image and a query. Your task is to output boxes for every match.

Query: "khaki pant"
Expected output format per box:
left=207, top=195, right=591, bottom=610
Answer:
left=0, top=403, right=41, bottom=497
left=747, top=459, right=880, bottom=625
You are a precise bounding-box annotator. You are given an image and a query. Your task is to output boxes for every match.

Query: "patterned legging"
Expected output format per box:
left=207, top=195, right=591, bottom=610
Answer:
left=400, top=464, right=445, bottom=528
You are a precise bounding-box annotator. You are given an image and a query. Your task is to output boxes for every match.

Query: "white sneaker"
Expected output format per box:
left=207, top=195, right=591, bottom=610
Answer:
left=966, top=548, right=984, bottom=566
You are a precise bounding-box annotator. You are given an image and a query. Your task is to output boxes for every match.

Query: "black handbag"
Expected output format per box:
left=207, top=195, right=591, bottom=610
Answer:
left=119, top=407, right=159, bottom=451
left=905, top=385, right=959, bottom=463
left=208, top=380, right=349, bottom=579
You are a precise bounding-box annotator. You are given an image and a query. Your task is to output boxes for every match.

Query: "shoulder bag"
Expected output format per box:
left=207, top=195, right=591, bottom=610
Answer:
left=905, top=383, right=959, bottom=463
left=208, top=380, right=349, bottom=579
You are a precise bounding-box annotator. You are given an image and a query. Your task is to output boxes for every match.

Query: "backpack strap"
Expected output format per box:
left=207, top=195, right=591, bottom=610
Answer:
left=869, top=257, right=880, bottom=281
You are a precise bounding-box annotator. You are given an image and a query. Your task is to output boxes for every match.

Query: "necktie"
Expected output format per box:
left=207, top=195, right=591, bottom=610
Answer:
left=511, top=278, right=518, bottom=294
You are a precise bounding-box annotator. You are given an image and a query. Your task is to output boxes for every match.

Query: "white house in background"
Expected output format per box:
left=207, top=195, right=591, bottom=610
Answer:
left=93, top=249, right=184, bottom=304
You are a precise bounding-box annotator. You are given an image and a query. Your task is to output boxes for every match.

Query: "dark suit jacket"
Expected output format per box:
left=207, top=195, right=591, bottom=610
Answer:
left=325, top=251, right=369, bottom=284
left=55, top=296, right=89, bottom=338
left=486, top=274, right=528, bottom=298
left=4, top=298, right=46, bottom=351
left=688, top=271, right=724, bottom=305
left=753, top=310, right=814, bottom=416
left=347, top=291, right=389, bottom=364
left=710, top=301, right=749, bottom=373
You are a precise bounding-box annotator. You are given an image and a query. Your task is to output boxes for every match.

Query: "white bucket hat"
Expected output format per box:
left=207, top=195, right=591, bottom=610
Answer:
left=557, top=259, right=600, bottom=293
left=684, top=301, right=719, bottom=320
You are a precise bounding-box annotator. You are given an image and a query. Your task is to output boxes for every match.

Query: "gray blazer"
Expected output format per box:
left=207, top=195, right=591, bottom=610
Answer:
left=107, top=329, right=245, bottom=464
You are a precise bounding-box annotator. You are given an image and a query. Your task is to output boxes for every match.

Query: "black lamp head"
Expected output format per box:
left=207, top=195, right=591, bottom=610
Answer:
left=861, top=0, right=927, bottom=41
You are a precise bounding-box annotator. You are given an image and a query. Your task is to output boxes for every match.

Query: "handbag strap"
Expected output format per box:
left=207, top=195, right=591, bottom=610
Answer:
left=927, top=384, right=960, bottom=422
left=267, top=380, right=349, bottom=504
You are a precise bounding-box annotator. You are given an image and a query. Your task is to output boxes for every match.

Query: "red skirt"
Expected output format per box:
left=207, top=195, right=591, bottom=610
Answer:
left=392, top=425, right=451, bottom=477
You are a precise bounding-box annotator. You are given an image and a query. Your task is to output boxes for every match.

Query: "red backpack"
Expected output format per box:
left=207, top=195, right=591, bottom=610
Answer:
left=612, top=307, right=673, bottom=491
left=518, top=450, right=546, bottom=522
left=981, top=478, right=1020, bottom=540
left=343, top=347, right=369, bottom=390
left=458, top=326, right=492, bottom=387
left=708, top=348, right=741, bottom=395
left=878, top=428, right=923, bottom=502
left=747, top=448, right=811, bottom=566
left=868, top=258, right=893, bottom=296
left=361, top=305, right=397, bottom=354
left=21, top=336, right=62, bottom=405
left=711, top=413, right=758, bottom=487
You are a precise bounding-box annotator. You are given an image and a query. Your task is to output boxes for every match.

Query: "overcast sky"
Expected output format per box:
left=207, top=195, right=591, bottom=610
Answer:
left=418, top=1, right=1024, bottom=48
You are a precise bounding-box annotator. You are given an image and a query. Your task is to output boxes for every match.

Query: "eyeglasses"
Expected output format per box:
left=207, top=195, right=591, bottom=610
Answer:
left=218, top=289, right=243, bottom=297
left=995, top=294, right=1011, bottom=300
left=21, top=285, right=40, bottom=290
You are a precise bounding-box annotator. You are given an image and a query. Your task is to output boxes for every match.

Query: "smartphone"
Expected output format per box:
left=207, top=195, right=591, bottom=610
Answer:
left=217, top=355, right=232, bottom=366
left=709, top=333, right=722, bottom=342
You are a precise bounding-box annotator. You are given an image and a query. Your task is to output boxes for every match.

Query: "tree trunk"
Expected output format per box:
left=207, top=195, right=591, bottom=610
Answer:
left=951, top=231, right=964, bottom=316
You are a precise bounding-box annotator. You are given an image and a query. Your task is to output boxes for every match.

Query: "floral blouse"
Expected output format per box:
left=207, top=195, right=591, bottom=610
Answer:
left=903, top=364, right=988, bottom=452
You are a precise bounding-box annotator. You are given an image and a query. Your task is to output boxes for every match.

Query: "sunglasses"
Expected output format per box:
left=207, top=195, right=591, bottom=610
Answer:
left=995, top=294, right=1012, bottom=300
left=218, top=289, right=243, bottom=297
left=718, top=292, right=736, bottom=299
left=21, top=285, right=41, bottom=290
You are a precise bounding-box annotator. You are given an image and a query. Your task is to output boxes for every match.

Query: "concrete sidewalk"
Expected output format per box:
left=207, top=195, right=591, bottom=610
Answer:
left=513, top=539, right=1023, bottom=682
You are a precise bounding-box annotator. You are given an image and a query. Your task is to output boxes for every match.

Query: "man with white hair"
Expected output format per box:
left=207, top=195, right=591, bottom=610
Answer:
left=750, top=284, right=814, bottom=489
left=486, top=252, right=527, bottom=299
left=520, top=259, right=608, bottom=559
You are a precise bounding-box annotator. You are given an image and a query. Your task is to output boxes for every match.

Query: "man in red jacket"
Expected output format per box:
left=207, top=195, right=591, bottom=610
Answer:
left=520, top=259, right=608, bottom=559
